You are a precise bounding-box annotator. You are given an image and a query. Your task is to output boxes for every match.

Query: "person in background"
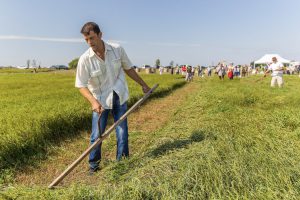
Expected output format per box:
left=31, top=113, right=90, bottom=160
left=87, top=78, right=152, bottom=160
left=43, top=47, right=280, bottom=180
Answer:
left=264, top=56, right=284, bottom=88
left=186, top=65, right=192, bottom=81
left=207, top=66, right=212, bottom=77
left=241, top=66, right=246, bottom=77
left=217, top=64, right=226, bottom=80
left=159, top=66, right=163, bottom=75
left=197, top=65, right=202, bottom=77
left=228, top=68, right=233, bottom=80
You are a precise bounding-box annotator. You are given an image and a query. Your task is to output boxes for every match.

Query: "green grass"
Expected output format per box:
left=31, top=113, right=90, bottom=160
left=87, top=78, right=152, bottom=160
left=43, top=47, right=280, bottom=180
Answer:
left=0, top=72, right=185, bottom=173
left=2, top=75, right=300, bottom=199
left=0, top=68, right=55, bottom=73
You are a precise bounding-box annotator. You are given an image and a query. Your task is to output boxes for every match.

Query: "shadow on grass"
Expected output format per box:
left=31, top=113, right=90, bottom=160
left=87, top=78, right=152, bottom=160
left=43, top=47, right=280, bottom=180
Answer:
left=150, top=129, right=206, bottom=157
left=108, top=129, right=214, bottom=181
left=0, top=81, right=187, bottom=177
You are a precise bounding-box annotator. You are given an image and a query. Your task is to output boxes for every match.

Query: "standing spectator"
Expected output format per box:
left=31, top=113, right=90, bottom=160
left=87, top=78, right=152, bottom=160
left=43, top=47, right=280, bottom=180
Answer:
left=191, top=66, right=195, bottom=77
left=197, top=65, right=202, bottom=77
left=246, top=65, right=252, bottom=77
left=182, top=65, right=186, bottom=75
left=228, top=68, right=233, bottom=80
left=175, top=66, right=180, bottom=75
left=241, top=66, right=246, bottom=77
left=159, top=66, right=163, bottom=75
left=207, top=66, right=212, bottom=77
left=186, top=65, right=193, bottom=81
left=217, top=64, right=226, bottom=80
left=234, top=66, right=241, bottom=77
left=264, top=57, right=284, bottom=88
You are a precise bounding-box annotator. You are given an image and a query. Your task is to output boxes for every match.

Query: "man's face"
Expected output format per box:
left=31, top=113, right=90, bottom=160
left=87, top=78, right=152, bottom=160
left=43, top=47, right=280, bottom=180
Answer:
left=83, top=31, right=102, bottom=51
left=272, top=57, right=277, bottom=63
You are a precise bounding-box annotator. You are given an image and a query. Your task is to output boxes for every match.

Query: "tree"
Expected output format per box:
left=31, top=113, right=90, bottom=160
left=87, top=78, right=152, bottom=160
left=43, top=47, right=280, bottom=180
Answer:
left=170, top=60, right=174, bottom=67
left=155, top=58, right=160, bottom=69
left=32, top=59, right=37, bottom=68
left=69, top=58, right=79, bottom=69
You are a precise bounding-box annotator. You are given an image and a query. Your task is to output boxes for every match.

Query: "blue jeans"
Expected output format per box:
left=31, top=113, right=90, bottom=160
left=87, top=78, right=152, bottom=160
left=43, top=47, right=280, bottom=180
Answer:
left=89, top=92, right=129, bottom=170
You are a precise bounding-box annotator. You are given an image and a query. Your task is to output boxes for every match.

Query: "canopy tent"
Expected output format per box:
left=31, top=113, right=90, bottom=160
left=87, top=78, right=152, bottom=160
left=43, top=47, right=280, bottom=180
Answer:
left=254, top=54, right=290, bottom=67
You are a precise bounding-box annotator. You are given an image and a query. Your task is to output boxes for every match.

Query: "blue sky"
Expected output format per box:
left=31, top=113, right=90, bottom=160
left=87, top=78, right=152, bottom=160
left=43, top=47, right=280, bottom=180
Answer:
left=0, top=0, right=299, bottom=67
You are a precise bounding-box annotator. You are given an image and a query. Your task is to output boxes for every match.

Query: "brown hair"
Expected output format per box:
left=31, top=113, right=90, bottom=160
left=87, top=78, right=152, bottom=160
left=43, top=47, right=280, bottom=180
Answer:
left=80, top=22, right=101, bottom=35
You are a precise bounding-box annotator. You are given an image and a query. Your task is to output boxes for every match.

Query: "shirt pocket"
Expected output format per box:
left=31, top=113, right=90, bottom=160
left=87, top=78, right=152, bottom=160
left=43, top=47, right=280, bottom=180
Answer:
left=89, top=69, right=104, bottom=89
left=113, top=58, right=122, bottom=79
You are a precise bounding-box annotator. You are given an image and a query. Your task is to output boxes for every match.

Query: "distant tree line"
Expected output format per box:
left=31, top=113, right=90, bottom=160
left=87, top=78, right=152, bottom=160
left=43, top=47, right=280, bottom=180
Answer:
left=68, top=58, right=79, bottom=69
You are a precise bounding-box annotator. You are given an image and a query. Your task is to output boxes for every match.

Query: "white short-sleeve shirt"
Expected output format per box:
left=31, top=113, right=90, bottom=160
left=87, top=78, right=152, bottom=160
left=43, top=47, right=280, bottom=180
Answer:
left=269, top=62, right=284, bottom=77
left=75, top=42, right=133, bottom=109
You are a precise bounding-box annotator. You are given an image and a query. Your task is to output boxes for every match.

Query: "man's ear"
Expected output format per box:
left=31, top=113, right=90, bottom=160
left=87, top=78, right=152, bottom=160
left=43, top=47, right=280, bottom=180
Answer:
left=98, top=32, right=102, bottom=39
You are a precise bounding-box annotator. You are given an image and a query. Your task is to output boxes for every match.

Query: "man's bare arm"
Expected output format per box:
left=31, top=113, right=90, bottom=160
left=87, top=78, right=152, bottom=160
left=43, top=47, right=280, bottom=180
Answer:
left=79, top=87, right=103, bottom=114
left=124, top=68, right=151, bottom=93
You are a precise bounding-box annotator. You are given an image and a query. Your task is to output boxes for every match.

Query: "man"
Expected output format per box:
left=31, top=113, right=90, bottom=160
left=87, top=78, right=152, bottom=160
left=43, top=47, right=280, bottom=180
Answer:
left=217, top=64, right=225, bottom=80
left=186, top=65, right=192, bottom=81
left=207, top=66, right=212, bottom=77
left=264, top=57, right=284, bottom=88
left=197, top=65, right=202, bottom=77
left=75, top=22, right=150, bottom=173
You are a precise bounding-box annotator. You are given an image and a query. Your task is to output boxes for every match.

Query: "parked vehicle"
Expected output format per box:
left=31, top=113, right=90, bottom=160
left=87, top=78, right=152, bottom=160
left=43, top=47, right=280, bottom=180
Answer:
left=50, top=65, right=68, bottom=70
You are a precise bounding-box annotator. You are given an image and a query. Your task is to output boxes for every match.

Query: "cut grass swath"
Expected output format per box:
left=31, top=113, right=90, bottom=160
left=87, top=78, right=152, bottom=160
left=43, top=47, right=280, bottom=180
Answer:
left=48, top=84, right=159, bottom=189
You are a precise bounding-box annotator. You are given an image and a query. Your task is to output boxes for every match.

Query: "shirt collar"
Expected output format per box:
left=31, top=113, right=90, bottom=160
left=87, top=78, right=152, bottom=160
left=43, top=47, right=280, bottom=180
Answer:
left=89, top=41, right=112, bottom=58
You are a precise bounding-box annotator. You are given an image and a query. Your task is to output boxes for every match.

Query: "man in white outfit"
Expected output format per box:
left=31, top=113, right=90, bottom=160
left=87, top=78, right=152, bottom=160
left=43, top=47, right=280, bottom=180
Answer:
left=264, top=57, right=284, bottom=88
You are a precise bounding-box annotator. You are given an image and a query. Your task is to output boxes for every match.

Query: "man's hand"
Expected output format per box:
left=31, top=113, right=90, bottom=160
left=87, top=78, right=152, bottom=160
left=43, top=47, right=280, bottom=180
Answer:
left=92, top=100, right=104, bottom=114
left=142, top=84, right=151, bottom=94
left=124, top=68, right=151, bottom=94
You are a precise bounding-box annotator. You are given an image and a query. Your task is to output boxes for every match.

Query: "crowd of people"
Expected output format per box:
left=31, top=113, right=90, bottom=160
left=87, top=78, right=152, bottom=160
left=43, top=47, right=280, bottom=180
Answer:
left=156, top=57, right=300, bottom=88
left=159, top=62, right=300, bottom=78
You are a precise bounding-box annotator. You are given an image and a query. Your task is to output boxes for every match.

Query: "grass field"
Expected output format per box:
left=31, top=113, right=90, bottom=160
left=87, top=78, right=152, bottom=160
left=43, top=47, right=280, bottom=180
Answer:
left=1, top=74, right=300, bottom=199
left=0, top=68, right=55, bottom=73
left=0, top=72, right=185, bottom=174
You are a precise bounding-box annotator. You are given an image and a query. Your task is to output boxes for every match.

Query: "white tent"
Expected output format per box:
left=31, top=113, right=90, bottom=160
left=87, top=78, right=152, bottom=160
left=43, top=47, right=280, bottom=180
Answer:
left=254, top=54, right=290, bottom=67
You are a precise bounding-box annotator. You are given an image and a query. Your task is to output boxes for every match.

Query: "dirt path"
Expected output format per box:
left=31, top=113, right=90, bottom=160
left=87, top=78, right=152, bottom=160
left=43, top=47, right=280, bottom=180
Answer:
left=15, top=81, right=199, bottom=187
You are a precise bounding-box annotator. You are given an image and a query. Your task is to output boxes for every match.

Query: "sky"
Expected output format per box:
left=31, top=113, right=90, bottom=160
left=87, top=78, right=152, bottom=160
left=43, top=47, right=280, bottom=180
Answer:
left=0, top=0, right=299, bottom=67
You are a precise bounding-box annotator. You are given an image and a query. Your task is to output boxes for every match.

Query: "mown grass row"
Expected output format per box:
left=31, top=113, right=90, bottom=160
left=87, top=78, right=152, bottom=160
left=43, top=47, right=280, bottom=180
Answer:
left=2, top=75, right=300, bottom=199
left=0, top=72, right=185, bottom=173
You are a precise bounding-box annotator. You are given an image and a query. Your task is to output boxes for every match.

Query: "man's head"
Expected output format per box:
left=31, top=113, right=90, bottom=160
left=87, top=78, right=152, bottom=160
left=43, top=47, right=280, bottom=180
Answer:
left=81, top=22, right=101, bottom=35
left=81, top=22, right=103, bottom=51
left=272, top=57, right=277, bottom=63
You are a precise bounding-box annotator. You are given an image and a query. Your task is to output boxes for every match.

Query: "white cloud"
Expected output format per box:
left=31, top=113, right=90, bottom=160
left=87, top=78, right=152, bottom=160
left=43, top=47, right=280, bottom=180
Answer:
left=145, top=42, right=204, bottom=47
left=0, top=35, right=130, bottom=44
left=0, top=35, right=84, bottom=43
left=107, top=40, right=127, bottom=44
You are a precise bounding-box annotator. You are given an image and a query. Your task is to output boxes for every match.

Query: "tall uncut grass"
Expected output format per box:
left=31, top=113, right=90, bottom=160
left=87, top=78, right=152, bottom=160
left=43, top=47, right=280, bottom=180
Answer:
left=1, top=75, right=300, bottom=199
left=0, top=72, right=185, bottom=172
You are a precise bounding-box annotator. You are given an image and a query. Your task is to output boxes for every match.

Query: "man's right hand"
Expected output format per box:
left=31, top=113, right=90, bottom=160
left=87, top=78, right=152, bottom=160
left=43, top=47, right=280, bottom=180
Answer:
left=92, top=100, right=104, bottom=114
